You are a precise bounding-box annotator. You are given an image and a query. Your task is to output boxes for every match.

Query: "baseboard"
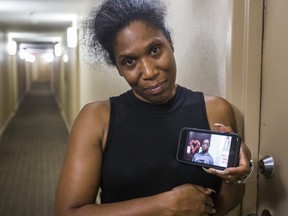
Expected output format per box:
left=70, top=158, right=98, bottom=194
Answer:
left=0, top=112, right=15, bottom=138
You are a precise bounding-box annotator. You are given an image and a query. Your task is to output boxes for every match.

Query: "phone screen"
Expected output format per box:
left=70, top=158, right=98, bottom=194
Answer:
left=176, top=128, right=241, bottom=170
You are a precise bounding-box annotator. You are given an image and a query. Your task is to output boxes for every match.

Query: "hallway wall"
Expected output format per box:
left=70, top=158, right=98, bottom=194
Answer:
left=52, top=31, right=80, bottom=130
left=0, top=31, right=16, bottom=136
left=0, top=29, right=79, bottom=134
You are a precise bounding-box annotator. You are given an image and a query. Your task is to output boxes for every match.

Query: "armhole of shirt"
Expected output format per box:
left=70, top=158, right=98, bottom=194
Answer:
left=199, top=92, right=211, bottom=130
left=102, top=97, right=115, bottom=156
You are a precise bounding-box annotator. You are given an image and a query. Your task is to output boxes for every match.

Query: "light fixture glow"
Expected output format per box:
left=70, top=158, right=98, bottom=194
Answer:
left=25, top=53, right=36, bottom=63
left=67, top=27, right=77, bottom=48
left=63, top=54, right=69, bottom=63
left=8, top=40, right=17, bottom=55
left=19, top=48, right=27, bottom=59
left=54, top=43, right=62, bottom=57
left=43, top=53, right=55, bottom=63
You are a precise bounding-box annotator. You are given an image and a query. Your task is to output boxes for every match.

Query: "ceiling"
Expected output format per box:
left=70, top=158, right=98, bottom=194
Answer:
left=0, top=0, right=96, bottom=49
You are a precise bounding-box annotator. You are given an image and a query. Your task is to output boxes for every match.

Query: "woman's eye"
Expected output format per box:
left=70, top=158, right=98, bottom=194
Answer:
left=151, top=46, right=160, bottom=56
left=124, top=58, right=134, bottom=66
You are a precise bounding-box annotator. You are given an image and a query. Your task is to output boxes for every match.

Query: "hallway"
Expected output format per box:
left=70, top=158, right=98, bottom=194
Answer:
left=0, top=82, right=68, bottom=216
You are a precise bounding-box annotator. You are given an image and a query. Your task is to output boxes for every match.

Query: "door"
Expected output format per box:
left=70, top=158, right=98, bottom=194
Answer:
left=257, top=0, right=288, bottom=215
left=227, top=0, right=288, bottom=215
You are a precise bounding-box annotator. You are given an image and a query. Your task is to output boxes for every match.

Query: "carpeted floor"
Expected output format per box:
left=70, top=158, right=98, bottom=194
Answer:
left=0, top=82, right=69, bottom=216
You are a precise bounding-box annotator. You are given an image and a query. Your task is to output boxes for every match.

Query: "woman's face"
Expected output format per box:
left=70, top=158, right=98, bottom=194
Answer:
left=114, top=21, right=177, bottom=104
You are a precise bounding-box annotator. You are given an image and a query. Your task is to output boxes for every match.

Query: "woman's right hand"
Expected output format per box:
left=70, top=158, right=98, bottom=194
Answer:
left=166, top=184, right=216, bottom=216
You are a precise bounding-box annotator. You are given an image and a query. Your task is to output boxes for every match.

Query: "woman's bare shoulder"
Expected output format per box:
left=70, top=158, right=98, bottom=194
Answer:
left=204, top=94, right=237, bottom=131
left=69, top=100, right=111, bottom=148
left=80, top=99, right=110, bottom=114
left=204, top=95, right=232, bottom=112
left=76, top=100, right=110, bottom=124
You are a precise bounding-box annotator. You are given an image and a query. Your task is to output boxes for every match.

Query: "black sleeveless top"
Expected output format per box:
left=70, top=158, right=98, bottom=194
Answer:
left=100, top=85, right=221, bottom=203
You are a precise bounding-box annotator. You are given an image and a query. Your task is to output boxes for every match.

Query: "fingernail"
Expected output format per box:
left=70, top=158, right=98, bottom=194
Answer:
left=207, top=188, right=216, bottom=193
left=202, top=167, right=212, bottom=174
left=214, top=169, right=229, bottom=175
left=214, top=123, right=224, bottom=127
left=208, top=168, right=230, bottom=175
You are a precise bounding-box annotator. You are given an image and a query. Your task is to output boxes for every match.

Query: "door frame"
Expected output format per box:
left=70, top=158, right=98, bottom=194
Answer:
left=226, top=0, right=264, bottom=215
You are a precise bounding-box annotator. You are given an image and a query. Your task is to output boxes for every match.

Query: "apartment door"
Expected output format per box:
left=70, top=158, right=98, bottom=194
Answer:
left=256, top=0, right=288, bottom=215
left=228, top=0, right=287, bottom=215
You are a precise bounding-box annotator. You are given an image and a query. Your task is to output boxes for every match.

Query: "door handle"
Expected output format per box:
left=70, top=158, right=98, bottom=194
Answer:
left=259, top=155, right=275, bottom=177
left=247, top=209, right=274, bottom=216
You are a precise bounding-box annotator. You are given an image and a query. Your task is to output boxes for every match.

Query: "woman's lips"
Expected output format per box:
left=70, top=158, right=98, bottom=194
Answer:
left=144, top=82, right=164, bottom=95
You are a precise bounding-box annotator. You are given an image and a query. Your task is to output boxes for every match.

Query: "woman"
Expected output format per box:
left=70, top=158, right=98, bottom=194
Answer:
left=55, top=0, right=252, bottom=215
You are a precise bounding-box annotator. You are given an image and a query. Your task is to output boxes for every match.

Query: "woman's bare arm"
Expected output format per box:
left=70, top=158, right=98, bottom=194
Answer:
left=205, top=95, right=251, bottom=215
left=54, top=101, right=109, bottom=216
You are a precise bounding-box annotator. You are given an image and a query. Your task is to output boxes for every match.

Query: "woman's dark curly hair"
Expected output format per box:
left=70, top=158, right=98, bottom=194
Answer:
left=82, top=0, right=173, bottom=66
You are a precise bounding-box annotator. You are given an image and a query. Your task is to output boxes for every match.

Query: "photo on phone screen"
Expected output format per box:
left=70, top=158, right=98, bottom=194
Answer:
left=176, top=128, right=241, bottom=170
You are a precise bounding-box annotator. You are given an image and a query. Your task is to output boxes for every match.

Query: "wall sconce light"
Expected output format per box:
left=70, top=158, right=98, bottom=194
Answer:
left=67, top=27, right=77, bottom=48
left=54, top=43, right=62, bottom=57
left=19, top=48, right=27, bottom=59
left=63, top=54, right=69, bottom=63
left=19, top=48, right=35, bottom=63
left=43, top=53, right=54, bottom=63
left=8, top=40, right=17, bottom=55
left=25, top=52, right=36, bottom=63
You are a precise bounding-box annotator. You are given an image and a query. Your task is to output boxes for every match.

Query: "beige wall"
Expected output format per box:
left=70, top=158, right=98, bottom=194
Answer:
left=0, top=31, right=8, bottom=134
left=51, top=31, right=80, bottom=129
left=167, top=0, right=229, bottom=97
left=0, top=31, right=17, bottom=135
left=62, top=46, right=80, bottom=128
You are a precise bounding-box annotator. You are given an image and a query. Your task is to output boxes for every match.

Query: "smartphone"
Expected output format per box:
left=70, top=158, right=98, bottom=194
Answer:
left=176, top=127, right=241, bottom=170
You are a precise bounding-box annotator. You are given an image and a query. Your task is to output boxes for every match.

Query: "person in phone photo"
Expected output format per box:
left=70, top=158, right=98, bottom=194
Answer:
left=192, top=139, right=214, bottom=165
left=54, top=0, right=252, bottom=215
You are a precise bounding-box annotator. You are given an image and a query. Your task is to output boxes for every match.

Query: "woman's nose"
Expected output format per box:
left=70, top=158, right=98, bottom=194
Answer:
left=139, top=59, right=158, bottom=80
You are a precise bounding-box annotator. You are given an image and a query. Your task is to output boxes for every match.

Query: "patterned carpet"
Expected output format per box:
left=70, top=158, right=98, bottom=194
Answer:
left=0, top=82, right=69, bottom=216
